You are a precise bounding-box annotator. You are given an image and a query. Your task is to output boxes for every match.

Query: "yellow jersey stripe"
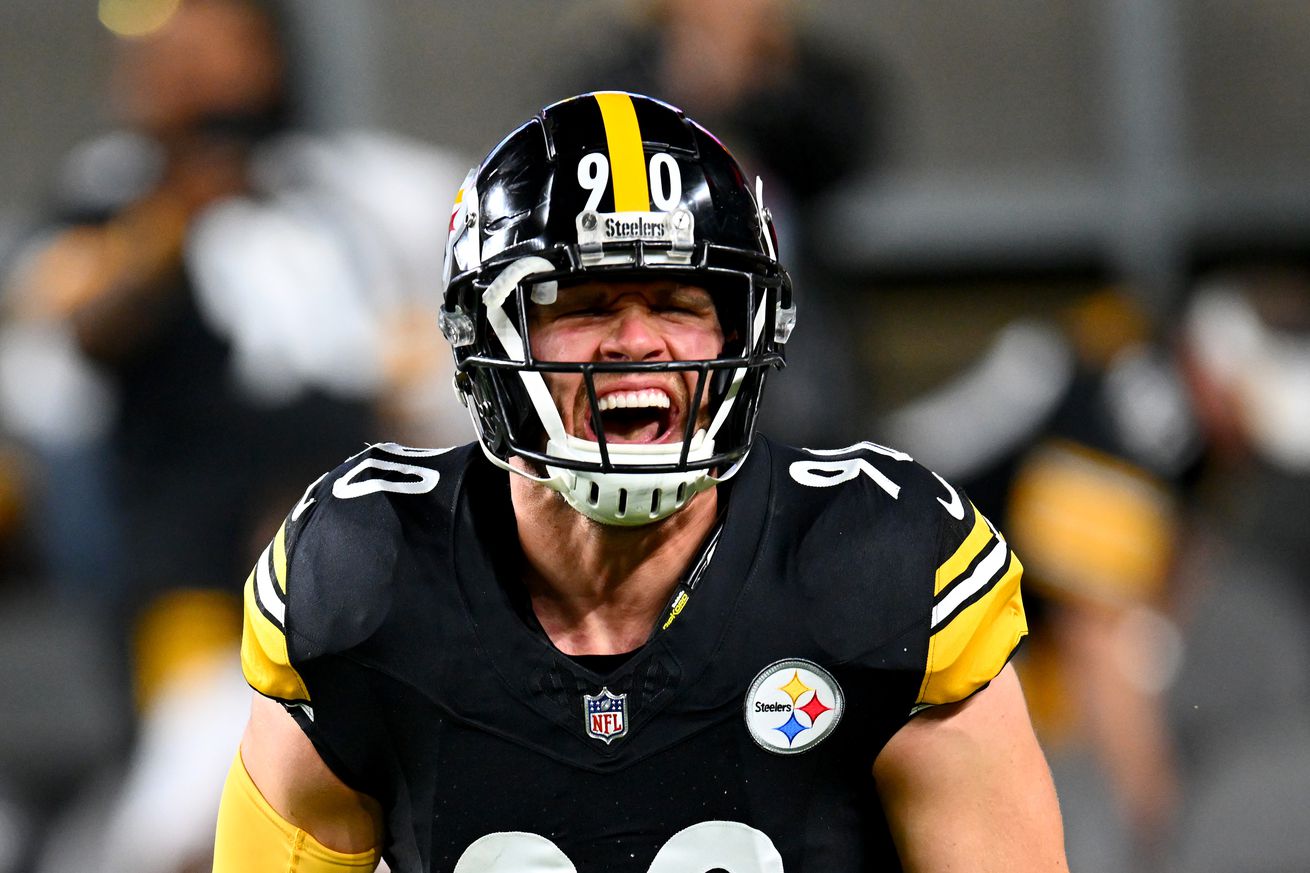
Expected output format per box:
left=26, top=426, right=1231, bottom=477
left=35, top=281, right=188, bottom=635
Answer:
left=933, top=504, right=990, bottom=595
left=932, top=534, right=1009, bottom=630
left=595, top=92, right=649, bottom=211
left=241, top=568, right=311, bottom=702
left=918, top=551, right=1026, bottom=706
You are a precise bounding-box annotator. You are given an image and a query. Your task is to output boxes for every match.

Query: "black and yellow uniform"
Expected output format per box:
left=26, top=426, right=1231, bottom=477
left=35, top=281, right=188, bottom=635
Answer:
left=241, top=436, right=1026, bottom=872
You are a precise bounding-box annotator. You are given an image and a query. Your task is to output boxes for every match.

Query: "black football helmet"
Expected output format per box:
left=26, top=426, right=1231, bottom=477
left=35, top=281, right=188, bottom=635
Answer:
left=441, top=91, right=794, bottom=524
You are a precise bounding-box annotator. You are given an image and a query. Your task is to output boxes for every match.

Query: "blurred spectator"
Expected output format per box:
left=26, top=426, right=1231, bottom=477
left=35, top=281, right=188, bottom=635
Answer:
left=567, top=0, right=879, bottom=446
left=1166, top=262, right=1310, bottom=873
left=0, top=0, right=469, bottom=869
left=883, top=285, right=1202, bottom=872
left=1001, top=293, right=1198, bottom=869
left=880, top=267, right=1310, bottom=872
left=569, top=0, right=873, bottom=205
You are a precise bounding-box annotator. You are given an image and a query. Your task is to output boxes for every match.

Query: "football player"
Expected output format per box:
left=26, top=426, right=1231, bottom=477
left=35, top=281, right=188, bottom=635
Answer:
left=214, top=92, right=1067, bottom=872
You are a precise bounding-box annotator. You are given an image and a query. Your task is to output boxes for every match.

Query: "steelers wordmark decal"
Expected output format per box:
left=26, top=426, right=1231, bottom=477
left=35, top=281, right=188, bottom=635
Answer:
left=744, top=658, right=844, bottom=755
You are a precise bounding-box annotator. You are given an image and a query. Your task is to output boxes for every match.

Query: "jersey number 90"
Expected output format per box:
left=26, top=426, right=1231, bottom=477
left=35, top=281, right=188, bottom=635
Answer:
left=453, top=821, right=784, bottom=873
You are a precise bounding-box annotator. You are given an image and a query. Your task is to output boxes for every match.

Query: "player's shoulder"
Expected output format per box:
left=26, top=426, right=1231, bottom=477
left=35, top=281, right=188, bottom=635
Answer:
left=302, top=438, right=475, bottom=554
left=751, top=435, right=983, bottom=603
left=284, top=441, right=474, bottom=557
left=241, top=441, right=478, bottom=702
left=753, top=436, right=1027, bottom=708
left=761, top=436, right=971, bottom=541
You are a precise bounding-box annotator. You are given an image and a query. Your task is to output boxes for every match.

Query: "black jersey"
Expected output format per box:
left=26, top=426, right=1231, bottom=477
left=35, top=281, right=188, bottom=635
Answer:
left=240, top=436, right=1026, bottom=872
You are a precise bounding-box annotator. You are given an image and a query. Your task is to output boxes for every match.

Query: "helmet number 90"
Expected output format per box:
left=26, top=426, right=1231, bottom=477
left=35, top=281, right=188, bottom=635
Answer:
left=648, top=153, right=682, bottom=210
left=577, top=152, right=683, bottom=212
left=578, top=153, right=610, bottom=212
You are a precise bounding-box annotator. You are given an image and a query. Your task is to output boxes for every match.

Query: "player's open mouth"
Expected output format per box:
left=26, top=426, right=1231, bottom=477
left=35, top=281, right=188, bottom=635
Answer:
left=586, top=388, right=677, bottom=443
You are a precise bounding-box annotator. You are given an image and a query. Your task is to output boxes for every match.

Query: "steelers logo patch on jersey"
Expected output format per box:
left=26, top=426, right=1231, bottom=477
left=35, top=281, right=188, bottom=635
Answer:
left=744, top=659, right=844, bottom=755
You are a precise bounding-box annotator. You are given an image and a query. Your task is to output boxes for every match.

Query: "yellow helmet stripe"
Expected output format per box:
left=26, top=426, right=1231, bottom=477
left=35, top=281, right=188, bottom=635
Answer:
left=595, top=92, right=649, bottom=211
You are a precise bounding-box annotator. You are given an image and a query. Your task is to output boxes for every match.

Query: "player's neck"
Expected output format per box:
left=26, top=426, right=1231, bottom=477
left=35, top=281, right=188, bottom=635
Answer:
left=510, top=475, right=720, bottom=656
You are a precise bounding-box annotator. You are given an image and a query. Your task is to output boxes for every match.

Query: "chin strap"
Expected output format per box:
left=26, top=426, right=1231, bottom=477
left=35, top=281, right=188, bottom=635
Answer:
left=546, top=463, right=715, bottom=526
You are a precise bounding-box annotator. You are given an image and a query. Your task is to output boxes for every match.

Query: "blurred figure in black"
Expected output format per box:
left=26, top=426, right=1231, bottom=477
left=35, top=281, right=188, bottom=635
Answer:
left=568, top=0, right=877, bottom=446
left=883, top=285, right=1202, bottom=872
left=3, top=0, right=466, bottom=669
left=0, top=2, right=468, bottom=869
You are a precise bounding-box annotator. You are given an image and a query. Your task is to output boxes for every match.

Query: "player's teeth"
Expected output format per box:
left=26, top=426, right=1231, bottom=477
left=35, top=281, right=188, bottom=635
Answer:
left=599, top=390, right=670, bottom=412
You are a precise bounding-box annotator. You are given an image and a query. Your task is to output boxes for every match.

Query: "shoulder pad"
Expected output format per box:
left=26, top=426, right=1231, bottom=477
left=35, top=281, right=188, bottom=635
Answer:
left=240, top=442, right=469, bottom=703
left=766, top=439, right=1026, bottom=707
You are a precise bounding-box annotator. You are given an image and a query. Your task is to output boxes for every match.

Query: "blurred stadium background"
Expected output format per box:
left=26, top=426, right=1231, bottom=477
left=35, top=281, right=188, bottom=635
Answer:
left=1, top=2, right=1308, bottom=872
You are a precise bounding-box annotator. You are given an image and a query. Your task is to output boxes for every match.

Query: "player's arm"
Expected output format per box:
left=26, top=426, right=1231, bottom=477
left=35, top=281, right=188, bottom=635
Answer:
left=874, top=492, right=1066, bottom=871
left=215, top=502, right=383, bottom=871
left=874, top=663, right=1068, bottom=872
left=213, top=692, right=383, bottom=872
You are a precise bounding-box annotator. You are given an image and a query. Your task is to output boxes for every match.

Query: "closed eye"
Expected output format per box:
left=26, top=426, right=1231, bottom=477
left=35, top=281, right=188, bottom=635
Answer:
left=660, top=305, right=714, bottom=318
left=558, top=306, right=609, bottom=319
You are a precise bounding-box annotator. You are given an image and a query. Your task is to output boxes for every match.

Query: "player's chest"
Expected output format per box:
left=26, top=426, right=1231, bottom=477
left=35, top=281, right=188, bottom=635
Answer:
left=393, top=683, right=883, bottom=873
left=367, top=630, right=910, bottom=873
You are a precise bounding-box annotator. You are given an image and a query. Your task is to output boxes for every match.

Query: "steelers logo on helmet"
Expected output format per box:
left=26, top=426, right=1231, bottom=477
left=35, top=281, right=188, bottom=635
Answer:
left=439, top=91, right=795, bottom=527
left=744, top=659, right=844, bottom=755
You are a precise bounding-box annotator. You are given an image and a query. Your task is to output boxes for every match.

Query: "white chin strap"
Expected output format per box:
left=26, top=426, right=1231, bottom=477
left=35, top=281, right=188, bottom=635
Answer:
left=543, top=431, right=719, bottom=526
left=476, top=256, right=755, bottom=525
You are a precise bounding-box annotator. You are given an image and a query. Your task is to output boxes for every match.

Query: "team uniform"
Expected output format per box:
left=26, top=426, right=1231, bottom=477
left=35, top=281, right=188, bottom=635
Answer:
left=218, top=89, right=1043, bottom=873
left=240, top=436, right=1026, bottom=873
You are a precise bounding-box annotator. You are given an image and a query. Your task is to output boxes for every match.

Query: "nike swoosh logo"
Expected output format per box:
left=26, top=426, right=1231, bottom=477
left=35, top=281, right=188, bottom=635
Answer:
left=933, top=471, right=965, bottom=520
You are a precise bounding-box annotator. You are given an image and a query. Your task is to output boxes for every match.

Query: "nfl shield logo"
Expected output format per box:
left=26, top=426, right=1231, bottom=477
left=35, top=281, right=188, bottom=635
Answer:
left=583, top=688, right=628, bottom=744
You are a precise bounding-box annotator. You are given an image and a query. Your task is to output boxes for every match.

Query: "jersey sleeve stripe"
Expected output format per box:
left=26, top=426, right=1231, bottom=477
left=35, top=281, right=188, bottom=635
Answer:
left=931, top=535, right=1009, bottom=631
left=933, top=530, right=996, bottom=608
left=241, top=566, right=311, bottom=703
left=918, top=551, right=1027, bottom=707
left=254, top=543, right=287, bottom=627
left=932, top=504, right=991, bottom=596
left=918, top=503, right=1028, bottom=708
left=931, top=549, right=1015, bottom=633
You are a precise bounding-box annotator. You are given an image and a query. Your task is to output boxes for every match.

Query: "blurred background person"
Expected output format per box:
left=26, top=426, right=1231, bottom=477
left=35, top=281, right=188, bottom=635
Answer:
left=0, top=0, right=469, bottom=869
left=879, top=280, right=1201, bottom=871
left=1166, top=258, right=1310, bottom=873
left=565, top=0, right=880, bottom=446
